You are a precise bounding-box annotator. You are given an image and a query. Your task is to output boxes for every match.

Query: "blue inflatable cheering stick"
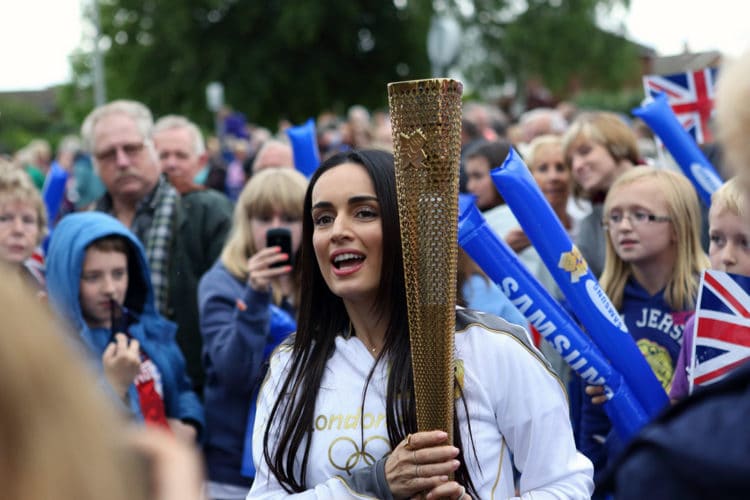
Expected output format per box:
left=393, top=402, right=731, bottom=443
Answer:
left=633, top=92, right=722, bottom=205
left=491, top=149, right=669, bottom=418
left=458, top=195, right=648, bottom=440
left=240, top=305, right=297, bottom=478
left=42, top=160, right=68, bottom=229
left=286, top=118, right=321, bottom=178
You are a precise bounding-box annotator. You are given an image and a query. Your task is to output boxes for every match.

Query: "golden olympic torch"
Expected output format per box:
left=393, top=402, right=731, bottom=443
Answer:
left=387, top=79, right=463, bottom=441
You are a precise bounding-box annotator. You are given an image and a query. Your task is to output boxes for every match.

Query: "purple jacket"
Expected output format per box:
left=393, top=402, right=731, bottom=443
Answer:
left=670, top=315, right=696, bottom=400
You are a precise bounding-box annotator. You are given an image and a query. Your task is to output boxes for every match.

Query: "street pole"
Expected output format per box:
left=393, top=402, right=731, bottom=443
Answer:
left=427, top=15, right=461, bottom=78
left=91, top=0, right=107, bottom=106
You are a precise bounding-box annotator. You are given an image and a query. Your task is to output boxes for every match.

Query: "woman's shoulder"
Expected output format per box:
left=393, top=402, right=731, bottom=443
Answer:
left=457, top=307, right=529, bottom=337
left=454, top=308, right=559, bottom=388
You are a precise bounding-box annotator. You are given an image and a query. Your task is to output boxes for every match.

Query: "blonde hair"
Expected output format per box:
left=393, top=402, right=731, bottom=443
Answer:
left=525, top=134, right=564, bottom=168
left=26, top=139, right=52, bottom=165
left=0, top=279, right=145, bottom=500
left=600, top=167, right=709, bottom=310
left=716, top=51, right=750, bottom=178
left=562, top=112, right=640, bottom=197
left=710, top=177, right=746, bottom=219
left=0, top=162, right=48, bottom=244
left=221, top=168, right=308, bottom=281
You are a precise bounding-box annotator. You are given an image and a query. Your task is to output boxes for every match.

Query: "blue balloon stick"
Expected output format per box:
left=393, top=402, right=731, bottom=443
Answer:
left=633, top=92, right=722, bottom=205
left=286, top=118, right=320, bottom=178
left=458, top=196, right=648, bottom=440
left=42, top=161, right=68, bottom=228
left=491, top=149, right=669, bottom=418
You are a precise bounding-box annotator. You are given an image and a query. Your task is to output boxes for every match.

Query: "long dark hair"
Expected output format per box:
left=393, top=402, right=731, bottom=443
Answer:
left=263, top=149, right=477, bottom=496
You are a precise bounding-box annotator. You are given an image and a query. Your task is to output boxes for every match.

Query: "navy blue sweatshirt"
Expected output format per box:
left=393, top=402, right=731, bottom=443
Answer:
left=580, top=278, right=691, bottom=484
left=198, top=260, right=295, bottom=487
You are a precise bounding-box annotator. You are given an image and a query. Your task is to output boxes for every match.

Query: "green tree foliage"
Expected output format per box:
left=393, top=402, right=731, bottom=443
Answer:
left=76, top=0, right=431, bottom=129
left=456, top=0, right=639, bottom=100
left=63, top=0, right=639, bottom=130
left=0, top=96, right=69, bottom=154
left=56, top=50, right=98, bottom=129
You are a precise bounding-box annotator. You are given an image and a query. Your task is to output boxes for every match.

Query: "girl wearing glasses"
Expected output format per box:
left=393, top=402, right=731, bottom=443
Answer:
left=581, top=166, right=709, bottom=484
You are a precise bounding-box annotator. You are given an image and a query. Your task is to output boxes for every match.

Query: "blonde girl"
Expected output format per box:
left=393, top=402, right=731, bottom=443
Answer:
left=601, top=167, right=709, bottom=315
left=582, top=166, right=709, bottom=479
left=198, top=166, right=308, bottom=499
left=219, top=167, right=308, bottom=305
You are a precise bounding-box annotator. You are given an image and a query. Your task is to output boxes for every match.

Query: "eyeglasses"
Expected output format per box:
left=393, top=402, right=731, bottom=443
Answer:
left=94, top=141, right=146, bottom=164
left=602, top=210, right=671, bottom=231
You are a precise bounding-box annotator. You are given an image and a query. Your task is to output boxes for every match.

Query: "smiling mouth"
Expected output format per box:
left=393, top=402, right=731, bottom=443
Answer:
left=332, top=253, right=365, bottom=269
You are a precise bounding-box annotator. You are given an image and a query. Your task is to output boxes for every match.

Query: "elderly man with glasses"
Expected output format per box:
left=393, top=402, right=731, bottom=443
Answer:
left=80, top=100, right=233, bottom=395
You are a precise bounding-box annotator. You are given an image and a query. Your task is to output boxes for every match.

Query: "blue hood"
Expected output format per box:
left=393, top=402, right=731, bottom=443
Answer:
left=46, top=212, right=167, bottom=345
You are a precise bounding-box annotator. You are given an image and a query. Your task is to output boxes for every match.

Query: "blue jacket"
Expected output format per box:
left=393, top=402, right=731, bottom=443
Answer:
left=198, top=260, right=295, bottom=486
left=600, top=359, right=750, bottom=498
left=580, top=278, right=691, bottom=488
left=45, top=212, right=204, bottom=434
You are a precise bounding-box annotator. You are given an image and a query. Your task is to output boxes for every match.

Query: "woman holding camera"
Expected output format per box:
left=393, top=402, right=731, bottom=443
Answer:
left=197, top=167, right=308, bottom=500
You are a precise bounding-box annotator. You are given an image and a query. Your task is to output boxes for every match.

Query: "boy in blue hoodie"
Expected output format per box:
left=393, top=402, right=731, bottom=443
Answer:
left=46, top=212, right=203, bottom=442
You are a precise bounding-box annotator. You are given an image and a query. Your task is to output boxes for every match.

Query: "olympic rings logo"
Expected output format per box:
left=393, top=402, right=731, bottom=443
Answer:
left=328, top=435, right=390, bottom=475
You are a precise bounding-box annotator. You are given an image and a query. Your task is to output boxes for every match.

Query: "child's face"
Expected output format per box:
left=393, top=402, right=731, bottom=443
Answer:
left=709, top=207, right=750, bottom=275
left=605, top=179, right=675, bottom=267
left=0, top=201, right=40, bottom=266
left=79, top=249, right=129, bottom=329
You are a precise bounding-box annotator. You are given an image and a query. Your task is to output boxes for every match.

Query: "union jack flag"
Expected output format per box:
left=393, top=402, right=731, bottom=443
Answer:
left=690, top=270, right=750, bottom=390
left=643, top=67, right=719, bottom=144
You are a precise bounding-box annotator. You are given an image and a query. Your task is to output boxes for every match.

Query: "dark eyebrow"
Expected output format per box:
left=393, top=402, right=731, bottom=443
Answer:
left=349, top=195, right=378, bottom=204
left=312, top=195, right=378, bottom=210
left=311, top=201, right=333, bottom=211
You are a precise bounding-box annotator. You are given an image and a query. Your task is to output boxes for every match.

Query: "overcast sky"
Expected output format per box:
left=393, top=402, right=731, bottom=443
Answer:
left=0, top=0, right=748, bottom=91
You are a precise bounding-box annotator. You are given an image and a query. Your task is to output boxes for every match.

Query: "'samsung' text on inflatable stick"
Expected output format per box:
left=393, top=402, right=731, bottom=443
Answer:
left=458, top=195, right=648, bottom=439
